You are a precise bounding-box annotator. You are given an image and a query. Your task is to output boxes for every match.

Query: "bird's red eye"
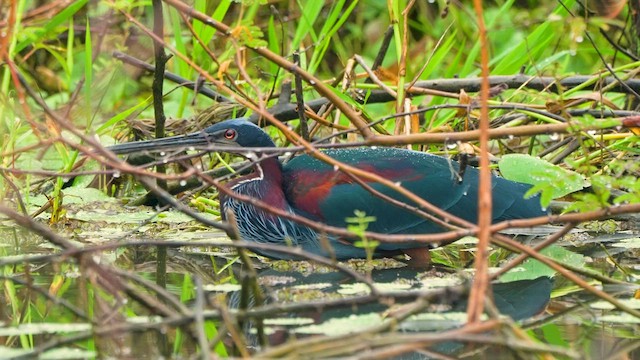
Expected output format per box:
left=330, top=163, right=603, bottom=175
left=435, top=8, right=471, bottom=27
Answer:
left=224, top=129, right=236, bottom=139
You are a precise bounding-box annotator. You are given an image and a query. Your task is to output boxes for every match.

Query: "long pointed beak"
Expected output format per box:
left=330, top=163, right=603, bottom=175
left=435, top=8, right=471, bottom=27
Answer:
left=107, top=131, right=216, bottom=155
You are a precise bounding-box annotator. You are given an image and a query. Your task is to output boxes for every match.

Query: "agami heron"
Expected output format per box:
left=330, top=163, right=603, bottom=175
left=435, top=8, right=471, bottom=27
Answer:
left=108, top=118, right=545, bottom=263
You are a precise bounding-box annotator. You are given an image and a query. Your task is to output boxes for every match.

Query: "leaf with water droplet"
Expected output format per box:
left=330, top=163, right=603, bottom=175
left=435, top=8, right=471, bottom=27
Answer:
left=499, top=154, right=589, bottom=207
left=499, top=245, right=586, bottom=282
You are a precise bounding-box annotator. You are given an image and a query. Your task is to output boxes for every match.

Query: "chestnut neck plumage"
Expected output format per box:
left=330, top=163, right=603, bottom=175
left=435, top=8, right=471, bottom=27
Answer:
left=225, top=153, right=286, bottom=211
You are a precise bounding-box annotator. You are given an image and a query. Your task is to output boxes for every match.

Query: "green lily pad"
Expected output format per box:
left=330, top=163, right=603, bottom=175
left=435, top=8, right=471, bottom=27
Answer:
left=498, top=154, right=589, bottom=207
left=499, top=245, right=586, bottom=282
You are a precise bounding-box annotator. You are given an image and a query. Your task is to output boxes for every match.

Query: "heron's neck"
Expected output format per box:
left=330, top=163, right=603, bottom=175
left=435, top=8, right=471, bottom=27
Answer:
left=254, top=154, right=283, bottom=185
left=229, top=153, right=282, bottom=191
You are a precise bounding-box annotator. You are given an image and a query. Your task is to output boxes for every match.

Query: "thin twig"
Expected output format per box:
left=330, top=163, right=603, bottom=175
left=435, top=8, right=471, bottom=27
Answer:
left=467, top=0, right=492, bottom=324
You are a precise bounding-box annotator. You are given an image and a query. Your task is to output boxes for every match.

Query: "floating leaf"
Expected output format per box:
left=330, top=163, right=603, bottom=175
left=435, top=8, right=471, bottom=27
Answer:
left=418, top=274, right=464, bottom=288
left=591, top=298, right=640, bottom=310
left=610, top=237, right=640, bottom=249
left=0, top=323, right=91, bottom=336
left=338, top=282, right=412, bottom=295
left=294, top=313, right=382, bottom=335
left=264, top=318, right=315, bottom=326
left=499, top=154, right=589, bottom=207
left=0, top=346, right=96, bottom=360
left=499, top=245, right=586, bottom=282
left=597, top=314, right=640, bottom=324
left=67, top=208, right=218, bottom=224
left=41, top=347, right=97, bottom=360
left=202, top=284, right=242, bottom=292
left=400, top=312, right=471, bottom=331
left=61, top=187, right=114, bottom=203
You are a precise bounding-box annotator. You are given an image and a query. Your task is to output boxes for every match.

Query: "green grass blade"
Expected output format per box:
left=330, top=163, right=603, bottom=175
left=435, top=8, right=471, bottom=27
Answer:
left=14, top=0, right=89, bottom=53
left=292, top=0, right=324, bottom=50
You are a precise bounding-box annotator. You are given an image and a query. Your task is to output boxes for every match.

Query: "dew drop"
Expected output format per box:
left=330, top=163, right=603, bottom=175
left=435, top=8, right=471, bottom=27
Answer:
left=284, top=152, right=292, bottom=157
left=62, top=177, right=71, bottom=183
left=309, top=80, right=316, bottom=85
left=113, top=171, right=121, bottom=178
left=160, top=151, right=166, bottom=156
left=508, top=134, right=514, bottom=140
left=575, top=35, right=583, bottom=43
left=541, top=207, right=547, bottom=212
left=463, top=191, right=468, bottom=196
left=196, top=164, right=202, bottom=170
left=333, top=165, right=339, bottom=171
left=569, top=49, right=577, bottom=56
left=371, top=146, right=378, bottom=150
left=549, top=133, right=559, bottom=140
left=587, top=129, right=597, bottom=136
left=395, top=181, right=402, bottom=187
left=615, top=126, right=622, bottom=131
left=179, top=180, right=187, bottom=186
left=162, top=158, right=168, bottom=164
left=446, top=143, right=457, bottom=150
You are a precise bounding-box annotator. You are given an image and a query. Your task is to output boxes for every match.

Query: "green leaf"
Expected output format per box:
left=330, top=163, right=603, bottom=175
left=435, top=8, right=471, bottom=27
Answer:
left=539, top=323, right=568, bottom=347
left=15, top=0, right=89, bottom=53
left=499, top=245, right=586, bottom=282
left=499, top=154, right=589, bottom=207
left=291, top=0, right=324, bottom=49
left=491, top=0, right=576, bottom=74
